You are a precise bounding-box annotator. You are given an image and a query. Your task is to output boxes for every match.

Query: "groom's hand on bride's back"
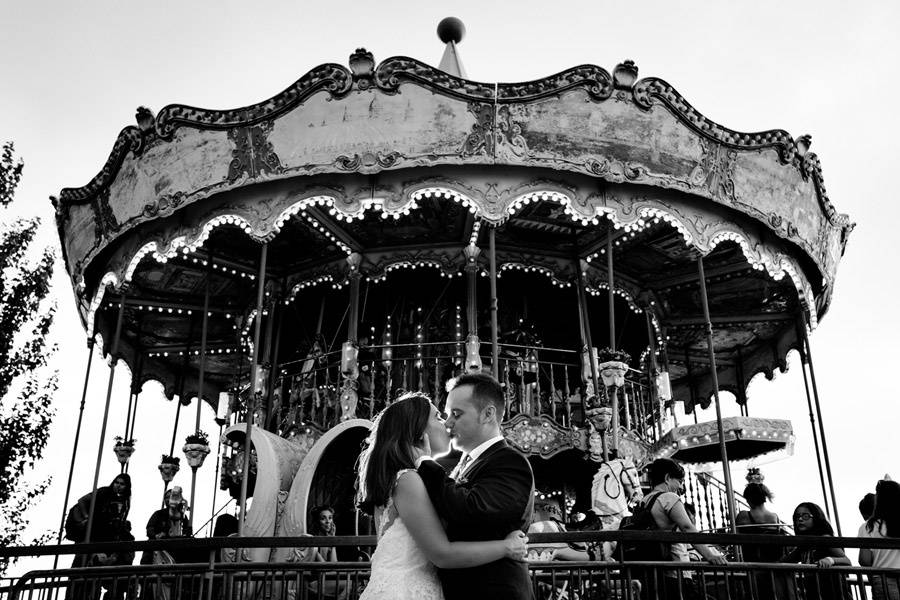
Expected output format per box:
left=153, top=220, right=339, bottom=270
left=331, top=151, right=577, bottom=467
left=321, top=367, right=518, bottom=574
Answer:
left=504, top=530, right=529, bottom=562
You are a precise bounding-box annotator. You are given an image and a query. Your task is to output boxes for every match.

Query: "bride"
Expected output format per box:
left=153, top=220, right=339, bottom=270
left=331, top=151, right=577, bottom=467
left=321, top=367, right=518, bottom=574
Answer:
left=356, top=392, right=528, bottom=600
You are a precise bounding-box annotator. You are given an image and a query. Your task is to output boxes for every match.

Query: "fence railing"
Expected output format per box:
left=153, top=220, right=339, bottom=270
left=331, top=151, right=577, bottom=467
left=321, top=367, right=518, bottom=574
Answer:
left=4, top=532, right=900, bottom=600
left=269, top=341, right=664, bottom=441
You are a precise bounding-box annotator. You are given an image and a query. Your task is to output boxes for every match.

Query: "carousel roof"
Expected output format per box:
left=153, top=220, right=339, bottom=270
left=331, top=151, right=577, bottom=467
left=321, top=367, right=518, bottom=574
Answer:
left=53, top=45, right=852, bottom=404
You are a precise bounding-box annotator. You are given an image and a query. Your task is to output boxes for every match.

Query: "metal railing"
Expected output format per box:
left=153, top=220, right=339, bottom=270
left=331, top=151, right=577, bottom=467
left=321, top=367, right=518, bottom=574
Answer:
left=4, top=532, right=900, bottom=600
left=269, top=341, right=664, bottom=440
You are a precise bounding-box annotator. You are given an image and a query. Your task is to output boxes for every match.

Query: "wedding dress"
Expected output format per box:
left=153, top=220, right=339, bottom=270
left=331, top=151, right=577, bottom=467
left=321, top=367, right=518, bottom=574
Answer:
left=360, top=469, right=444, bottom=600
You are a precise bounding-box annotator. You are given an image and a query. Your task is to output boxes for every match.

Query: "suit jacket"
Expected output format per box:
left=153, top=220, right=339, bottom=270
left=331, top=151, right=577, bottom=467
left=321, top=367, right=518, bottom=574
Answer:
left=418, top=440, right=535, bottom=600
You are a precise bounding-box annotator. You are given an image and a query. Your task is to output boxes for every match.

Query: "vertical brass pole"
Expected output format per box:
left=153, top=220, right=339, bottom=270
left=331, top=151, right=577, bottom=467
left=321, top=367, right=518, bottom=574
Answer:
left=86, top=291, right=127, bottom=542
left=644, top=311, right=660, bottom=442
left=696, top=256, right=737, bottom=533
left=489, top=226, right=499, bottom=379
left=606, top=235, right=615, bottom=349
left=575, top=264, right=606, bottom=461
left=797, top=320, right=832, bottom=520
left=54, top=338, right=95, bottom=568
left=799, top=312, right=842, bottom=535
left=605, top=235, right=620, bottom=452
left=239, top=243, right=267, bottom=536
left=189, top=256, right=212, bottom=530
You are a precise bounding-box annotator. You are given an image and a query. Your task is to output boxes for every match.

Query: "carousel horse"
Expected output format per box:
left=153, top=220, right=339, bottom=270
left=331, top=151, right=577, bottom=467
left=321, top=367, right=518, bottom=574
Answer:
left=590, top=456, right=644, bottom=559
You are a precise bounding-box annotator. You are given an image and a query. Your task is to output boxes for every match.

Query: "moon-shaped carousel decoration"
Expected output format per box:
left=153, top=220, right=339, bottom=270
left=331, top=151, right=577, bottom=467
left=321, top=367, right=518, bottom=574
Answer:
left=54, top=19, right=851, bottom=539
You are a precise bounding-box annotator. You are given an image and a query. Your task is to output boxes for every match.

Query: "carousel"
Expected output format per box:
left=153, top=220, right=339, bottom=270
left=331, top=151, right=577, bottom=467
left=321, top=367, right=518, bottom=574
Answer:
left=52, top=18, right=852, bottom=554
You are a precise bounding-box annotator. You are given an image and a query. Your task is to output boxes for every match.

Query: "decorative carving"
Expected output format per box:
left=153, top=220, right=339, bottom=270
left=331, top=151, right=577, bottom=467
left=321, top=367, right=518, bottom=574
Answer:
left=633, top=77, right=799, bottom=165
left=59, top=127, right=143, bottom=204
left=613, top=60, right=639, bottom=90
left=156, top=64, right=353, bottom=138
left=226, top=121, right=282, bottom=183
left=497, top=65, right=613, bottom=101
left=143, top=190, right=187, bottom=219
left=495, top=105, right=530, bottom=160
left=690, top=139, right=737, bottom=203
left=374, top=56, right=494, bottom=100
left=348, top=48, right=376, bottom=90
left=502, top=414, right=581, bottom=458
left=334, top=151, right=402, bottom=172
left=92, top=189, right=119, bottom=236
left=459, top=102, right=494, bottom=157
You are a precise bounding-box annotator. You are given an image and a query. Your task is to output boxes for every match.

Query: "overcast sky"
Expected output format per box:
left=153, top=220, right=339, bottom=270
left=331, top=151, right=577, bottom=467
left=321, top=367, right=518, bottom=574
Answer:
left=2, top=0, right=899, bottom=574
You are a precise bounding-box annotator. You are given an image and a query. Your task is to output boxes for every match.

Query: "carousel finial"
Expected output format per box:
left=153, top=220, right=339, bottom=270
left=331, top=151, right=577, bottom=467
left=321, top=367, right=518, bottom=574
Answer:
left=437, top=17, right=468, bottom=79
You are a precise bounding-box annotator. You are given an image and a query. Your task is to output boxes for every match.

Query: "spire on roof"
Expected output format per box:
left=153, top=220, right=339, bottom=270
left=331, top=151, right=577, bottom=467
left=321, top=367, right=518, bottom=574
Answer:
left=437, top=17, right=467, bottom=79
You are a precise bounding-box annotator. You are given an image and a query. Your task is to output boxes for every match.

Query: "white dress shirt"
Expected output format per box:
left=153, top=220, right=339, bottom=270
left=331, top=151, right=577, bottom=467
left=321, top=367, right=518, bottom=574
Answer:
left=455, top=434, right=505, bottom=478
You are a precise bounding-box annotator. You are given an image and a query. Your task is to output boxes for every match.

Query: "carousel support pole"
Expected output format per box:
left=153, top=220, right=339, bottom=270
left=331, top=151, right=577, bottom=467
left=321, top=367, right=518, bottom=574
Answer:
left=575, top=263, right=606, bottom=460
left=644, top=310, right=660, bottom=441
left=606, top=235, right=616, bottom=349
left=799, top=312, right=842, bottom=535
left=189, top=259, right=212, bottom=530
left=489, top=226, right=499, bottom=379
left=463, top=244, right=482, bottom=373
left=340, top=253, right=362, bottom=421
left=239, top=243, right=267, bottom=536
left=736, top=347, right=748, bottom=417
left=696, top=256, right=737, bottom=534
left=266, top=284, right=285, bottom=431
left=209, top=422, right=224, bottom=536
left=796, top=318, right=832, bottom=519
left=123, top=354, right=144, bottom=474
left=605, top=235, right=621, bottom=453
left=53, top=338, right=96, bottom=569
left=164, top=373, right=186, bottom=505
left=170, top=386, right=183, bottom=456
left=86, top=291, right=127, bottom=543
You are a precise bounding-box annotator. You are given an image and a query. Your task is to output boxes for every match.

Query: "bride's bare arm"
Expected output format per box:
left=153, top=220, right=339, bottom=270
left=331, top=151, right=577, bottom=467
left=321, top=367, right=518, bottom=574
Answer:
left=393, top=470, right=527, bottom=569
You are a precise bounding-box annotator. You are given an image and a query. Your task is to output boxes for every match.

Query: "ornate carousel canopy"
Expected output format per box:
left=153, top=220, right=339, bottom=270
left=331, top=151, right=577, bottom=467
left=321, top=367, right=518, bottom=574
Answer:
left=649, top=416, right=794, bottom=466
left=53, top=47, right=852, bottom=406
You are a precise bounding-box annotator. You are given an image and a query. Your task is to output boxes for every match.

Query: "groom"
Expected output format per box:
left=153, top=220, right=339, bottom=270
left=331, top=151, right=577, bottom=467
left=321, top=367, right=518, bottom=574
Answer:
left=417, top=372, right=536, bottom=600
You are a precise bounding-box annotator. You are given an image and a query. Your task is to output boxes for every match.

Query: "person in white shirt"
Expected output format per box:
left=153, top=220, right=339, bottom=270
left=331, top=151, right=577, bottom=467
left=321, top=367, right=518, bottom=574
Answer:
left=859, top=479, right=900, bottom=600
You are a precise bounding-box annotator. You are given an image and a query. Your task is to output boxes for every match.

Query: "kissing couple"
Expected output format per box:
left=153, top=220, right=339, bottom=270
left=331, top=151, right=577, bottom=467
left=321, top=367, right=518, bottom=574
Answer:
left=356, top=372, right=537, bottom=600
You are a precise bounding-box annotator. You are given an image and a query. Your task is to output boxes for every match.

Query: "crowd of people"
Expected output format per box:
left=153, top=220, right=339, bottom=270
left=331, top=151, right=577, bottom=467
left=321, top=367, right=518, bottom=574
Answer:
left=526, top=458, right=900, bottom=600
left=63, top=474, right=342, bottom=600
left=61, top=371, right=899, bottom=600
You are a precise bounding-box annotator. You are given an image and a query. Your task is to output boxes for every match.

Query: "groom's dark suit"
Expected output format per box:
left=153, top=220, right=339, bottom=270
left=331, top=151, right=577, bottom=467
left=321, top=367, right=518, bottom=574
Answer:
left=418, top=440, right=535, bottom=600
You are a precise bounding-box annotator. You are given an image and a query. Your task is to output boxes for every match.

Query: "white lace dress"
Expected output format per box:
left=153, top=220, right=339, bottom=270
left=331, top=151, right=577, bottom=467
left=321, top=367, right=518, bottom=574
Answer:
left=360, top=469, right=444, bottom=600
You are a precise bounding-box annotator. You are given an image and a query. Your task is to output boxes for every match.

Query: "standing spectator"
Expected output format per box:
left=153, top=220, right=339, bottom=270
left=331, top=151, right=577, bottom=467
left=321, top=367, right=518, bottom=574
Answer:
left=641, top=458, right=726, bottom=600
left=860, top=493, right=877, bottom=524
left=141, top=486, right=193, bottom=565
left=64, top=474, right=135, bottom=600
left=736, top=477, right=791, bottom=598
left=781, top=502, right=850, bottom=600
left=859, top=479, right=900, bottom=600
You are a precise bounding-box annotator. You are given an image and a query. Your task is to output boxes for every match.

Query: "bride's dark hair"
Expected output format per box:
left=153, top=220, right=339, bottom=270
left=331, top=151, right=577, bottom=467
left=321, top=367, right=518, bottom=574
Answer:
left=356, top=392, right=432, bottom=515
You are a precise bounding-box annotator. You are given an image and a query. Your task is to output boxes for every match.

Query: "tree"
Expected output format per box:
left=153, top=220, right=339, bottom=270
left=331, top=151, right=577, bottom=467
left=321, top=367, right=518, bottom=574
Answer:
left=0, top=142, right=58, bottom=574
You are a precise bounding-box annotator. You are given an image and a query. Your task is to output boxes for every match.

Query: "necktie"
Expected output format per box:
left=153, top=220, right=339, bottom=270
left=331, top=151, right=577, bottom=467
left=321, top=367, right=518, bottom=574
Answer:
left=453, top=454, right=472, bottom=480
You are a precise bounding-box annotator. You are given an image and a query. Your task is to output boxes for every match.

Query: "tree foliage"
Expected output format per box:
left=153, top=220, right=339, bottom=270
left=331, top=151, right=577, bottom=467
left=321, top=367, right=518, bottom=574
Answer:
left=0, top=142, right=58, bottom=573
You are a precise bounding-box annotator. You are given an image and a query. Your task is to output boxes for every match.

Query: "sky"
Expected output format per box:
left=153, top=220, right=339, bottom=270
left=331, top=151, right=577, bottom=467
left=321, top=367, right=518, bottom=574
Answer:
left=2, top=0, right=899, bottom=575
